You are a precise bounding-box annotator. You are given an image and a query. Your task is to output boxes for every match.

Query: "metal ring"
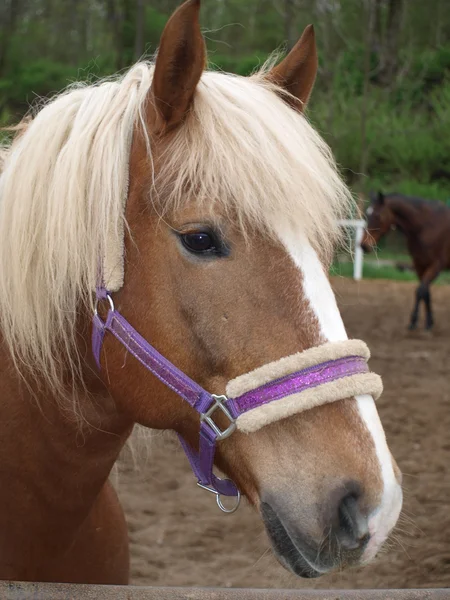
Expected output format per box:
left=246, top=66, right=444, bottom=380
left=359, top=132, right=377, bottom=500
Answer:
left=105, top=294, right=115, bottom=312
left=216, top=489, right=241, bottom=514
left=197, top=481, right=241, bottom=514
left=94, top=293, right=115, bottom=316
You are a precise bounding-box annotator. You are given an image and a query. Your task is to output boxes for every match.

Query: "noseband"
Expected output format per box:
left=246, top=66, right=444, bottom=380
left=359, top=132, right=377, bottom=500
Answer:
left=92, top=287, right=382, bottom=514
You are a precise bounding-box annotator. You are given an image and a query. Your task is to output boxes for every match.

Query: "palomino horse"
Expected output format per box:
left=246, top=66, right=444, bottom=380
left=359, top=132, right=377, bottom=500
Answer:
left=361, top=191, right=450, bottom=330
left=0, top=0, right=401, bottom=585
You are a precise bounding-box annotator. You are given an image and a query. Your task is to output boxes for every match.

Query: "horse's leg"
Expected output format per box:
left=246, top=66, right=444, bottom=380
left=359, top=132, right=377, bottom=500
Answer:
left=421, top=263, right=441, bottom=330
left=421, top=284, right=434, bottom=330
left=408, top=287, right=421, bottom=330
left=411, top=262, right=441, bottom=330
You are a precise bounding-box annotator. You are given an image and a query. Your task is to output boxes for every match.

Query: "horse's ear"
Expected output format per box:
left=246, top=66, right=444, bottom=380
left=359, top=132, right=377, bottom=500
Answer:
left=265, top=25, right=318, bottom=112
left=377, top=192, right=385, bottom=205
left=150, top=0, right=206, bottom=131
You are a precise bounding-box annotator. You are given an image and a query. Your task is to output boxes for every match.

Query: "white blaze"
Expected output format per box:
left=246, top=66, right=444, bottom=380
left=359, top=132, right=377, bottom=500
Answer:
left=276, top=222, right=402, bottom=560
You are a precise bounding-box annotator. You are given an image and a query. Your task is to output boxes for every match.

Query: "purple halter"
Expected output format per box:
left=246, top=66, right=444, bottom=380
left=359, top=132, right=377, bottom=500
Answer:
left=92, top=287, right=369, bottom=513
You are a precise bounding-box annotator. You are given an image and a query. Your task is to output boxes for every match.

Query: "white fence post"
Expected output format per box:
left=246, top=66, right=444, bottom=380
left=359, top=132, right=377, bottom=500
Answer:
left=337, top=219, right=366, bottom=281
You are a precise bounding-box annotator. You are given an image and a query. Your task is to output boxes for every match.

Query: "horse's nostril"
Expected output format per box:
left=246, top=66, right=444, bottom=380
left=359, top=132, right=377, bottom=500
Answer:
left=337, top=493, right=370, bottom=551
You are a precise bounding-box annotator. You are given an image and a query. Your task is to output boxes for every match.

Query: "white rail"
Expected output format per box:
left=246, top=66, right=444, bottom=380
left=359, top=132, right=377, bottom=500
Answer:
left=337, top=219, right=366, bottom=281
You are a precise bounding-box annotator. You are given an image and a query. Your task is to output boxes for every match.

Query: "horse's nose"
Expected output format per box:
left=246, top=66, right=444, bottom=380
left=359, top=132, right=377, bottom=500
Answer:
left=360, top=242, right=370, bottom=254
left=335, top=492, right=370, bottom=551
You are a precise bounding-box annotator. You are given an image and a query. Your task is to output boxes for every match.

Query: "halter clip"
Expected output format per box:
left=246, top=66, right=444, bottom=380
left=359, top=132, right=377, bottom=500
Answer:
left=197, top=482, right=241, bottom=514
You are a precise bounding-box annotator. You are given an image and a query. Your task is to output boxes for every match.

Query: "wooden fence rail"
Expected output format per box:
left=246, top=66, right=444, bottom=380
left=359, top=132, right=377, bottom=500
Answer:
left=1, top=582, right=449, bottom=600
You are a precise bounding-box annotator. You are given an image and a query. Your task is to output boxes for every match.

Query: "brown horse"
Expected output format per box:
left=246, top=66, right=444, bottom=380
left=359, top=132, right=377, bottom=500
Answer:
left=361, top=191, right=450, bottom=330
left=0, top=0, right=401, bottom=585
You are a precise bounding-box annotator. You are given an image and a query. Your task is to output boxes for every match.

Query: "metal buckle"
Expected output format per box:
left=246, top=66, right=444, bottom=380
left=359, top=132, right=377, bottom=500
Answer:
left=197, top=482, right=241, bottom=514
left=200, top=394, right=236, bottom=441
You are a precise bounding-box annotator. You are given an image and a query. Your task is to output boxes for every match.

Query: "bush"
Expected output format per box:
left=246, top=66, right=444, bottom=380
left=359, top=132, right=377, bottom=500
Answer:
left=309, top=78, right=450, bottom=199
left=0, top=58, right=114, bottom=117
left=209, top=53, right=267, bottom=76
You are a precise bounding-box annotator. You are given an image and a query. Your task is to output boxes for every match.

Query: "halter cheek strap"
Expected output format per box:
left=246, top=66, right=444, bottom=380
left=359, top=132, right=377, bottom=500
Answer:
left=93, top=288, right=239, bottom=510
left=92, top=287, right=382, bottom=514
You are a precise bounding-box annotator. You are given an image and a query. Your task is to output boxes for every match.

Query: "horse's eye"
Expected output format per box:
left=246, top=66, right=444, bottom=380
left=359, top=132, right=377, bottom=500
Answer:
left=181, top=231, right=217, bottom=254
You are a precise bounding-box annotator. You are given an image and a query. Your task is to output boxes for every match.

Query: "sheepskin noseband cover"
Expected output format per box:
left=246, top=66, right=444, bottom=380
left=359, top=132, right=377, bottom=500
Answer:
left=225, top=339, right=382, bottom=434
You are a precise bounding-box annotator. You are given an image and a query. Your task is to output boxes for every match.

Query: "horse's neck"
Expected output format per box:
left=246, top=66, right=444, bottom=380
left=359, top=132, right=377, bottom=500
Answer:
left=388, top=197, right=423, bottom=235
left=0, top=343, right=132, bottom=540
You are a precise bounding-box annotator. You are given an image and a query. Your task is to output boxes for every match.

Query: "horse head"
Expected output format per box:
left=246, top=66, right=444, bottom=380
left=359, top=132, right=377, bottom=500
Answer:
left=0, top=0, right=402, bottom=579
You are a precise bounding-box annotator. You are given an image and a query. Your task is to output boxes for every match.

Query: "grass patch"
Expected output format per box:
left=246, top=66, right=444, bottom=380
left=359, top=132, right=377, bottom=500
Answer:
left=331, top=260, right=450, bottom=284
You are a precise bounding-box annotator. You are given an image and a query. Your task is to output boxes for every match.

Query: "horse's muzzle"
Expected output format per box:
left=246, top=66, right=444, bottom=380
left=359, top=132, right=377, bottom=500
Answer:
left=261, top=486, right=370, bottom=578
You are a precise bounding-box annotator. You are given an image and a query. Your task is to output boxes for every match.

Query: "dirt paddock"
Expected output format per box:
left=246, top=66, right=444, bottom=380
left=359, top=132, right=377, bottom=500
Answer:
left=116, top=278, right=450, bottom=589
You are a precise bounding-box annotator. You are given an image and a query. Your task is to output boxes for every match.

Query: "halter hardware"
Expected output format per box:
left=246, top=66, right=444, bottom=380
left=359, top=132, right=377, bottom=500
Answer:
left=197, top=482, right=241, bottom=514
left=92, top=288, right=241, bottom=513
left=94, top=292, right=115, bottom=315
left=200, top=394, right=236, bottom=441
left=92, top=286, right=376, bottom=515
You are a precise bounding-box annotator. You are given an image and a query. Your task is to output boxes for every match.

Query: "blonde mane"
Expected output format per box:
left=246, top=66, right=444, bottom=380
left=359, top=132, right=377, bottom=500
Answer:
left=0, top=61, right=352, bottom=397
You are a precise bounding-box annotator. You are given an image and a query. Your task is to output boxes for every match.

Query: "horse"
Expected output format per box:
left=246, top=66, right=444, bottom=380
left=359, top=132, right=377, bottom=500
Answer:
left=361, top=191, right=450, bottom=330
left=0, top=0, right=402, bottom=585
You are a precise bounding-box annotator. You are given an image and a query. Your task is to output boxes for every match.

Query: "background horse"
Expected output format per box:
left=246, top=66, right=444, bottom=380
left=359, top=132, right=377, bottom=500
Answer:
left=361, top=191, right=450, bottom=330
left=0, top=0, right=401, bottom=585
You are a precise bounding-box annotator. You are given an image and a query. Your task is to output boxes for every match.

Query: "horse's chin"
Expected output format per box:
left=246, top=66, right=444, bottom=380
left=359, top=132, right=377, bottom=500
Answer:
left=261, top=502, right=329, bottom=579
left=275, top=552, right=323, bottom=579
left=261, top=501, right=367, bottom=579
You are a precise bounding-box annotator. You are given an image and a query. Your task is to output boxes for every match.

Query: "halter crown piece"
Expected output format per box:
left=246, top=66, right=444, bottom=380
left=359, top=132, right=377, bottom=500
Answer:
left=93, top=287, right=382, bottom=514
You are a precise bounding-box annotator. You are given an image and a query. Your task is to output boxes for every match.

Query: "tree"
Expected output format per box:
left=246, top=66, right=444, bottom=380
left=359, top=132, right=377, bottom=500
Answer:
left=0, top=0, right=22, bottom=77
left=374, top=0, right=405, bottom=86
left=134, top=0, right=145, bottom=60
left=284, top=0, right=297, bottom=50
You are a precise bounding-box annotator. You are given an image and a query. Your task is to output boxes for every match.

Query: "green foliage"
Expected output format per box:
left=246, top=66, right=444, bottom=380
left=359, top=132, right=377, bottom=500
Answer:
left=144, top=6, right=169, bottom=55
left=2, top=61, right=80, bottom=110
left=2, top=0, right=450, bottom=217
left=414, top=46, right=450, bottom=89
left=209, top=54, right=266, bottom=76
left=310, top=77, right=450, bottom=201
left=365, top=177, right=450, bottom=204
left=0, top=59, right=114, bottom=117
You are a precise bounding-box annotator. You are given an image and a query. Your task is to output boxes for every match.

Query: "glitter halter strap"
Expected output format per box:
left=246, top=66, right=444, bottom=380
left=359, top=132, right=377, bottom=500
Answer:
left=92, top=287, right=382, bottom=514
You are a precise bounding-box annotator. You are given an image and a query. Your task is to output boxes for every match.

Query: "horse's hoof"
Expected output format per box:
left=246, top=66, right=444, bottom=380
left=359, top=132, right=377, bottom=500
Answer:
left=408, top=323, right=417, bottom=331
